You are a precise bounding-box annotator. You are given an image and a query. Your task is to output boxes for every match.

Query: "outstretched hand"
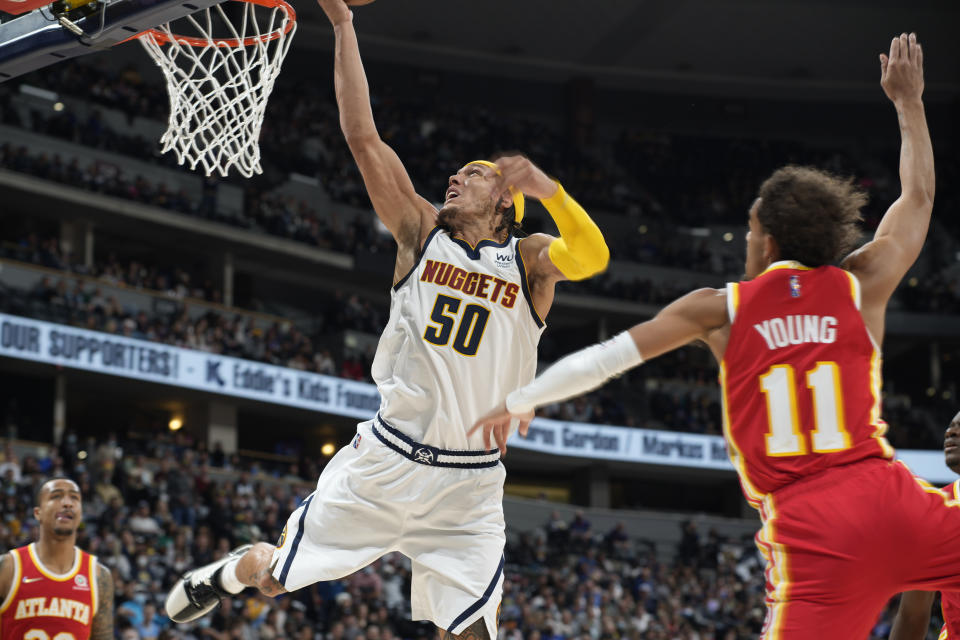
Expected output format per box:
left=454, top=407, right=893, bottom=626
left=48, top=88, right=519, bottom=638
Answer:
left=317, top=0, right=352, bottom=26
left=880, top=32, right=924, bottom=105
left=468, top=402, right=535, bottom=456
left=489, top=154, right=559, bottom=203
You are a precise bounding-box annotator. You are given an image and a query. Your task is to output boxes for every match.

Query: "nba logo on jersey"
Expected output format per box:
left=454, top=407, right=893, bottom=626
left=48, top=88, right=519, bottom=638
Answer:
left=352, top=434, right=362, bottom=449
left=789, top=275, right=801, bottom=297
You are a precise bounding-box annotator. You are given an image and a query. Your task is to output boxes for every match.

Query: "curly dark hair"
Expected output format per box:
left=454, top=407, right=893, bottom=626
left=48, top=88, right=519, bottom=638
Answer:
left=494, top=201, right=523, bottom=238
left=756, top=166, right=867, bottom=267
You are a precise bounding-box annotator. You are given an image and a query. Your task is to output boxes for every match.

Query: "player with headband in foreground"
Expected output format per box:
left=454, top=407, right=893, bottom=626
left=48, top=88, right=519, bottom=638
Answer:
left=472, top=33, right=959, bottom=639
left=165, top=0, right=609, bottom=638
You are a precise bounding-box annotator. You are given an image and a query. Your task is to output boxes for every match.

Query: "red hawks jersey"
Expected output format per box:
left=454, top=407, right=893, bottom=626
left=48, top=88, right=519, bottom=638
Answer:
left=0, top=544, right=99, bottom=640
left=939, top=481, right=960, bottom=639
left=720, top=261, right=894, bottom=507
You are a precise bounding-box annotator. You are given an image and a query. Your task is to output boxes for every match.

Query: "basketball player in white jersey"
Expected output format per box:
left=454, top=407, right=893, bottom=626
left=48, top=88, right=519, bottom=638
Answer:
left=164, top=0, right=609, bottom=638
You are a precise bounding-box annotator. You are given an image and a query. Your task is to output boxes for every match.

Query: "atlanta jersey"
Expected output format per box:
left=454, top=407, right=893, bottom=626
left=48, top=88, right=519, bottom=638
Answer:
left=938, top=480, right=960, bottom=639
left=372, top=227, right=544, bottom=449
left=0, top=544, right=99, bottom=640
left=720, top=261, right=894, bottom=506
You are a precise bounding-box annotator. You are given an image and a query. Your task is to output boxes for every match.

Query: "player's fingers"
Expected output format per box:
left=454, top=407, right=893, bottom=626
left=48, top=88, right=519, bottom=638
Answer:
left=915, top=43, right=923, bottom=70
left=899, top=32, right=909, bottom=61
left=879, top=53, right=888, bottom=79
left=495, top=424, right=508, bottom=455
left=480, top=424, right=491, bottom=450
left=467, top=415, right=494, bottom=436
left=518, top=419, right=531, bottom=438
left=889, top=36, right=900, bottom=62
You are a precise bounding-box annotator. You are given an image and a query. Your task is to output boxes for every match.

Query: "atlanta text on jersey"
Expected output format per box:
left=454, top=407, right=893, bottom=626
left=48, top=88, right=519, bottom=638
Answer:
left=13, top=597, right=91, bottom=624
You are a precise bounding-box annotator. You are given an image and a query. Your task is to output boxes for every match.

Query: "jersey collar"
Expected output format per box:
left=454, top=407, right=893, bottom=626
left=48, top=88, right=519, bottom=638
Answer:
left=447, top=233, right=512, bottom=261
left=760, top=260, right=812, bottom=275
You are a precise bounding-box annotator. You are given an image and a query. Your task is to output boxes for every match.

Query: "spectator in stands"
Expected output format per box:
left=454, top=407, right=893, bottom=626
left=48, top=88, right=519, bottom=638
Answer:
left=0, top=443, right=21, bottom=483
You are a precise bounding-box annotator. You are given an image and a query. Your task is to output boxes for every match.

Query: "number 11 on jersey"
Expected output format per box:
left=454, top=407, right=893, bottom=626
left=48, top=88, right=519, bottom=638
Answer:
left=760, top=361, right=852, bottom=456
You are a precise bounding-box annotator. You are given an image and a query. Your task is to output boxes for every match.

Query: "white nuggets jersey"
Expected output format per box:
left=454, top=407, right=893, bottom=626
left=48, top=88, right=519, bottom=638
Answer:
left=372, top=227, right=545, bottom=450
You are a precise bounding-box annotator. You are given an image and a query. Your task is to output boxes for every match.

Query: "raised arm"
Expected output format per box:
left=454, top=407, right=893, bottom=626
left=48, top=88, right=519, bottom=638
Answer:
left=469, top=288, right=728, bottom=452
left=491, top=155, right=610, bottom=319
left=889, top=591, right=936, bottom=640
left=318, top=0, right=436, bottom=251
left=843, top=33, right=933, bottom=334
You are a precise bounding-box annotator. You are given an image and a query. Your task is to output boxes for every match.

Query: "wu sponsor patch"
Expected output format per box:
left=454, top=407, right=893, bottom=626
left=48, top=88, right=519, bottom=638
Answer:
left=494, top=252, right=514, bottom=269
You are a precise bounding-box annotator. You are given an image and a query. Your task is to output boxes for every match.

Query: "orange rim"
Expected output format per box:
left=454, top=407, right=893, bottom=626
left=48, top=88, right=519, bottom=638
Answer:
left=136, top=0, right=295, bottom=48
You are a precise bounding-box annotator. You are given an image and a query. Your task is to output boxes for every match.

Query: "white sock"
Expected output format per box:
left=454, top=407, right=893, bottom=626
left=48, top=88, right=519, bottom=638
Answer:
left=217, top=558, right=246, bottom=594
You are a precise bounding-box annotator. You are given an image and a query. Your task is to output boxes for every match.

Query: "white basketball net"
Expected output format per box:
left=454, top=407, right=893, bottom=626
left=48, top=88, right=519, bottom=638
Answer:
left=138, top=0, right=296, bottom=177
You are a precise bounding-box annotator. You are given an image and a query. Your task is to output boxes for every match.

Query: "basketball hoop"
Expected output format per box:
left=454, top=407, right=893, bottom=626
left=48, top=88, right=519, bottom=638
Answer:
left=137, top=0, right=296, bottom=177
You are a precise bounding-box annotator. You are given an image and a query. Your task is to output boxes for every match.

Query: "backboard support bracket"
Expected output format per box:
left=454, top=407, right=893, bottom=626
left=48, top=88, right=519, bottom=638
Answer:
left=0, top=0, right=224, bottom=81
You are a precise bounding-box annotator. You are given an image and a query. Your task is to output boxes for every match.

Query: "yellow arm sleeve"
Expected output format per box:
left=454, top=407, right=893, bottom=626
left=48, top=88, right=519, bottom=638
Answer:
left=542, top=182, right=610, bottom=280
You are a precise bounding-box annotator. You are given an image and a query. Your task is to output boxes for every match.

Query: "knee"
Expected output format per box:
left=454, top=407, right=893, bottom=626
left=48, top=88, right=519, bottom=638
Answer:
left=236, top=542, right=274, bottom=573
left=241, top=543, right=286, bottom=597
left=250, top=542, right=277, bottom=558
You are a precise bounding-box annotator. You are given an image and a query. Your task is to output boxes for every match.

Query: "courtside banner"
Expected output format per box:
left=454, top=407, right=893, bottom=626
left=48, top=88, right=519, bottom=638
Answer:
left=0, top=312, right=380, bottom=418
left=513, top=418, right=735, bottom=470
left=510, top=418, right=956, bottom=482
left=0, top=312, right=951, bottom=481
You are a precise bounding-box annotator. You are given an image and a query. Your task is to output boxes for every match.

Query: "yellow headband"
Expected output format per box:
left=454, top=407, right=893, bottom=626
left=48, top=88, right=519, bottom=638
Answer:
left=463, top=160, right=525, bottom=223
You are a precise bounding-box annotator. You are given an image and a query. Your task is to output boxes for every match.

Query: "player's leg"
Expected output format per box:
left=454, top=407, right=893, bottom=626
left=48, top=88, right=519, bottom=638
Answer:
left=235, top=542, right=286, bottom=596
left=164, top=542, right=258, bottom=623
left=437, top=618, right=491, bottom=640
left=167, top=420, right=406, bottom=623
left=887, top=464, right=960, bottom=593
left=762, top=595, right=891, bottom=640
left=754, top=459, right=905, bottom=639
left=401, top=463, right=506, bottom=640
left=165, top=539, right=292, bottom=619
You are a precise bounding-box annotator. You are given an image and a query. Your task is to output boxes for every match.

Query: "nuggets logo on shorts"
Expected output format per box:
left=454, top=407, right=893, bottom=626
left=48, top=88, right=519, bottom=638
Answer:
left=413, top=447, right=435, bottom=465
left=276, top=524, right=287, bottom=548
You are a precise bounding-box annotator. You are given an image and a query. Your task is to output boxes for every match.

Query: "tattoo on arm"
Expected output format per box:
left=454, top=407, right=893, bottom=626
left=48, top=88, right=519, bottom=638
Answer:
left=437, top=618, right=490, bottom=640
left=90, top=563, right=114, bottom=640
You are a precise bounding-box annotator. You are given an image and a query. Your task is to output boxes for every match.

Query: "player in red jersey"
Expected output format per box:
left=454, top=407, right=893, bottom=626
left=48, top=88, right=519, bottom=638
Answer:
left=888, top=409, right=960, bottom=640
left=473, top=33, right=945, bottom=639
left=0, top=478, right=113, bottom=640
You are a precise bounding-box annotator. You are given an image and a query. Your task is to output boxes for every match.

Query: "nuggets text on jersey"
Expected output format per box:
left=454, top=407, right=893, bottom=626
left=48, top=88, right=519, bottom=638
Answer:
left=419, top=260, right=519, bottom=308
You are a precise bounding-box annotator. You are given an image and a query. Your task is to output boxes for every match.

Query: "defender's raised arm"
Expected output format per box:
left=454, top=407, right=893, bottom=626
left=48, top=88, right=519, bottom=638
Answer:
left=843, top=32, right=933, bottom=336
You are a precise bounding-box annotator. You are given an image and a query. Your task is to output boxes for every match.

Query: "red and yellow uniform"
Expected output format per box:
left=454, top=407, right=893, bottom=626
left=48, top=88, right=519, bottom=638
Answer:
left=722, top=261, right=960, bottom=639
left=942, top=591, right=960, bottom=640
left=722, top=260, right=893, bottom=501
left=938, top=480, right=960, bottom=640
left=0, top=544, right=98, bottom=640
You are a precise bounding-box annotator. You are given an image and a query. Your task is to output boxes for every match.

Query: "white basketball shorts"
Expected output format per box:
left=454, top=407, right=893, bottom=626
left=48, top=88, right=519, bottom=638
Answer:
left=271, top=417, right=506, bottom=638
